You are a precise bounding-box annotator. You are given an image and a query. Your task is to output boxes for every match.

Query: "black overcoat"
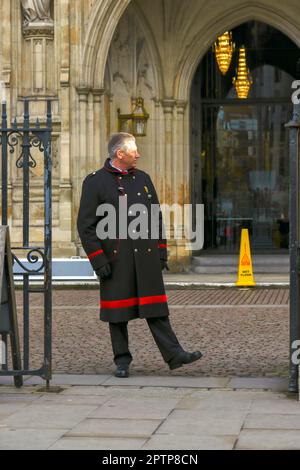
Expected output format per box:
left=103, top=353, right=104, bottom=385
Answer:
left=77, top=158, right=169, bottom=323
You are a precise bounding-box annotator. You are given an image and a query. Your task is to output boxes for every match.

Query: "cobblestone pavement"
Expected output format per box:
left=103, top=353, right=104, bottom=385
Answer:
left=12, top=288, right=289, bottom=377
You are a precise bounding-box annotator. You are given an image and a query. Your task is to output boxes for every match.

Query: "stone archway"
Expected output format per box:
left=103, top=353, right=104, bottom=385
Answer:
left=76, top=0, right=300, bottom=270
left=81, top=0, right=131, bottom=88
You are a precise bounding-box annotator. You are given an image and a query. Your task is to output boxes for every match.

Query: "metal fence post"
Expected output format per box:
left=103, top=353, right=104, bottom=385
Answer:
left=286, top=102, right=300, bottom=393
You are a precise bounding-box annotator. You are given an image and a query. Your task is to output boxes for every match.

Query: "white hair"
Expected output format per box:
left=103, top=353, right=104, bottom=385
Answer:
left=108, top=132, right=135, bottom=159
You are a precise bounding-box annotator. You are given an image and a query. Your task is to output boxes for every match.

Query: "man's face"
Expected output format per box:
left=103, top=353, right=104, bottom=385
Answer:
left=117, top=139, right=140, bottom=169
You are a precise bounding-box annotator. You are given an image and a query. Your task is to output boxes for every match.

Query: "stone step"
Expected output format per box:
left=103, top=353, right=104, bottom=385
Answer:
left=191, top=255, right=289, bottom=267
left=192, top=265, right=289, bottom=274
left=191, top=255, right=290, bottom=274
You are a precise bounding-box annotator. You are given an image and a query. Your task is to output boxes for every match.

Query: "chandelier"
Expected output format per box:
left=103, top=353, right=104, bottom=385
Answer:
left=214, top=31, right=235, bottom=75
left=233, top=46, right=253, bottom=99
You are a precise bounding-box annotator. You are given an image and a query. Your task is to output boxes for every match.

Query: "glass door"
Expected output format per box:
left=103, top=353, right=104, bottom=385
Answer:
left=202, top=101, right=290, bottom=252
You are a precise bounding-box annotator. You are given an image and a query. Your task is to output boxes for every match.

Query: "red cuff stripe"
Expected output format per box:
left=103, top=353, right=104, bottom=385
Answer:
left=88, top=249, right=104, bottom=260
left=158, top=244, right=167, bottom=248
left=101, top=294, right=167, bottom=309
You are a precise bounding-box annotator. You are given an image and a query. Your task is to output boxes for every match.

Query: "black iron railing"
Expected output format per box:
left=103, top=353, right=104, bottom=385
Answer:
left=0, top=99, right=52, bottom=386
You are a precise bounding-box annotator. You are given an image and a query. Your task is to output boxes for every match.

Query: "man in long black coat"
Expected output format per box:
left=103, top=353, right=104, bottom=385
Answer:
left=77, top=132, right=202, bottom=377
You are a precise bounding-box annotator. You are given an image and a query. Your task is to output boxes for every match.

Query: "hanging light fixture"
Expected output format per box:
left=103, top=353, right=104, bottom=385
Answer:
left=233, top=46, right=253, bottom=99
left=118, top=97, right=149, bottom=137
left=214, top=31, right=235, bottom=75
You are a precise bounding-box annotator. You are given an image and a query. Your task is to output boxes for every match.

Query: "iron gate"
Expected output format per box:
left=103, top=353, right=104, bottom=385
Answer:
left=0, top=99, right=52, bottom=386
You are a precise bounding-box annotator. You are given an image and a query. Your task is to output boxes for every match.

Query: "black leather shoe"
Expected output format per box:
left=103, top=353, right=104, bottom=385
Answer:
left=115, top=365, right=129, bottom=378
left=169, top=351, right=203, bottom=370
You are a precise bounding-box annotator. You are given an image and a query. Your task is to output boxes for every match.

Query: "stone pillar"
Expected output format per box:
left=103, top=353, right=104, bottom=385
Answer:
left=161, top=100, right=176, bottom=268
left=87, top=91, right=94, bottom=174
left=74, top=87, right=89, bottom=255
left=162, top=99, right=176, bottom=205
left=161, top=99, right=190, bottom=271
left=175, top=100, right=190, bottom=271
left=1, top=0, right=11, bottom=98
left=1, top=1, right=12, bottom=227
left=77, top=87, right=89, bottom=173
left=153, top=99, right=163, bottom=199
left=58, top=0, right=72, bottom=251
left=92, top=88, right=105, bottom=169
left=21, top=17, right=55, bottom=96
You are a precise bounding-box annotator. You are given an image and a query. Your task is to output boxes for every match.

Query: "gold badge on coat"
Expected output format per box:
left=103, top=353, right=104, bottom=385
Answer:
left=144, top=186, right=149, bottom=193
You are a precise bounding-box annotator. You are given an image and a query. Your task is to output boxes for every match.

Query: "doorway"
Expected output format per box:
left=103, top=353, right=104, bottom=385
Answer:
left=191, top=21, right=299, bottom=253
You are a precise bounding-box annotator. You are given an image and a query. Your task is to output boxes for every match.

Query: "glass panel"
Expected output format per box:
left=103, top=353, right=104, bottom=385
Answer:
left=202, top=101, right=291, bottom=252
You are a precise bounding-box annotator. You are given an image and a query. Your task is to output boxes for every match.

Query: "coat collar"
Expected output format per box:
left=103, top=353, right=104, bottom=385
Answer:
left=104, top=158, right=136, bottom=176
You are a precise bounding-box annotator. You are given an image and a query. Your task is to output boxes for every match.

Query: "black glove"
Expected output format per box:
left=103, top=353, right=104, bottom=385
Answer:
left=160, top=259, right=169, bottom=271
left=96, top=263, right=111, bottom=280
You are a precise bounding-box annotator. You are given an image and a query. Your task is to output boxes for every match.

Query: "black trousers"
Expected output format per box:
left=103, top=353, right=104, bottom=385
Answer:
left=109, top=317, right=184, bottom=366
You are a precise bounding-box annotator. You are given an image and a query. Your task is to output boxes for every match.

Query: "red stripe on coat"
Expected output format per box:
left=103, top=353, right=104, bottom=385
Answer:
left=158, top=244, right=167, bottom=248
left=101, top=297, right=139, bottom=309
left=88, top=249, right=104, bottom=260
left=101, top=294, right=167, bottom=309
left=139, top=294, right=168, bottom=305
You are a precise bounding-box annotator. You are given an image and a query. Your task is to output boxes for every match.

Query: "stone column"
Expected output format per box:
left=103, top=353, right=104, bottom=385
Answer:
left=92, top=88, right=105, bottom=169
left=162, top=99, right=176, bottom=205
left=175, top=100, right=190, bottom=271
left=154, top=98, right=164, bottom=199
left=77, top=87, right=89, bottom=173
left=57, top=0, right=73, bottom=252
left=74, top=87, right=89, bottom=254
left=161, top=99, right=191, bottom=271
left=161, top=100, right=176, bottom=267
left=1, top=1, right=12, bottom=227
left=21, top=13, right=55, bottom=96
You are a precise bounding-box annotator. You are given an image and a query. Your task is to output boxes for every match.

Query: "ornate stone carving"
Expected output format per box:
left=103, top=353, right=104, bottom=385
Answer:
left=21, top=0, right=53, bottom=27
left=107, top=9, right=155, bottom=99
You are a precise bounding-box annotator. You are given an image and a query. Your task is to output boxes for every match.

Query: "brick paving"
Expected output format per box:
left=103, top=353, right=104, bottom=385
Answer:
left=12, top=288, right=289, bottom=377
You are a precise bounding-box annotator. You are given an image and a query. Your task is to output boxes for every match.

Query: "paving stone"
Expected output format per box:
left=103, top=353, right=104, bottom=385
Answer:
left=61, top=386, right=111, bottom=396
left=0, top=428, right=67, bottom=450
left=2, top=403, right=98, bottom=429
left=250, top=398, right=300, bottom=414
left=103, top=376, right=229, bottom=388
left=0, top=403, right=30, bottom=420
left=23, top=375, right=109, bottom=386
left=236, top=430, right=300, bottom=450
left=67, top=418, right=161, bottom=438
left=227, top=377, right=289, bottom=391
left=38, top=394, right=110, bottom=406
left=49, top=437, right=147, bottom=450
left=176, top=394, right=252, bottom=411
left=0, top=386, right=41, bottom=395
left=157, top=410, right=246, bottom=436
left=0, top=394, right=41, bottom=403
left=244, top=413, right=300, bottom=430
left=142, top=434, right=236, bottom=450
left=91, top=397, right=179, bottom=420
left=139, top=387, right=197, bottom=397
left=49, top=375, right=111, bottom=386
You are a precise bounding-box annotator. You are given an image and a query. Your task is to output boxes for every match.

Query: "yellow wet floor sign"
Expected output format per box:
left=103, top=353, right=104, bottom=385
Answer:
left=236, top=228, right=256, bottom=286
